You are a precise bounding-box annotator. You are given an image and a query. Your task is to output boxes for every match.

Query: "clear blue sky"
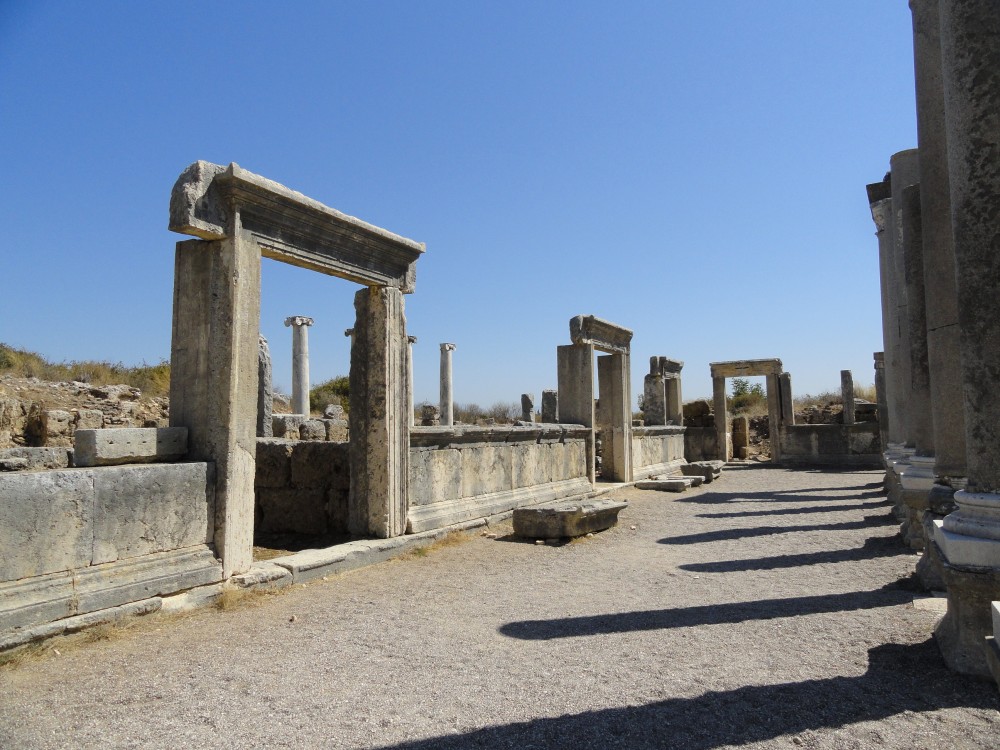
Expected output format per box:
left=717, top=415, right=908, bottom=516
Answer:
left=0, top=1, right=917, bottom=407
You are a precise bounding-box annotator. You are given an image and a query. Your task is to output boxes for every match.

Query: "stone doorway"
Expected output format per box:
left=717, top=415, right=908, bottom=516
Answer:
left=708, top=359, right=791, bottom=464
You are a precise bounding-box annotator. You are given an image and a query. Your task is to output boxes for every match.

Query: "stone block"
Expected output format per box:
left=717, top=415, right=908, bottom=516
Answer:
left=91, top=463, right=214, bottom=564
left=513, top=498, right=628, bottom=538
left=541, top=390, right=558, bottom=423
left=298, top=419, right=326, bottom=441
left=41, top=410, right=73, bottom=445
left=254, top=439, right=293, bottom=488
left=74, top=409, right=104, bottom=430
left=635, top=478, right=695, bottom=492
left=256, top=488, right=328, bottom=535
left=682, top=400, right=712, bottom=420
left=290, top=440, right=349, bottom=488
left=74, top=427, right=188, bottom=467
left=420, top=404, right=441, bottom=426
left=323, top=404, right=346, bottom=420
left=272, top=414, right=306, bottom=438
left=324, top=419, right=349, bottom=442
left=0, top=470, right=94, bottom=581
left=0, top=571, right=76, bottom=632
left=0, top=457, right=28, bottom=471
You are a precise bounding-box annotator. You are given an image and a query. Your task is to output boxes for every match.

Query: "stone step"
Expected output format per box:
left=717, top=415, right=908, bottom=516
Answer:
left=635, top=477, right=697, bottom=492
left=513, top=498, right=629, bottom=539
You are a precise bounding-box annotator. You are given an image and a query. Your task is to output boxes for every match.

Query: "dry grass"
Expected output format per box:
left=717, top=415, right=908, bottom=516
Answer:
left=404, top=530, right=472, bottom=559
left=0, top=342, right=170, bottom=398
left=213, top=585, right=283, bottom=612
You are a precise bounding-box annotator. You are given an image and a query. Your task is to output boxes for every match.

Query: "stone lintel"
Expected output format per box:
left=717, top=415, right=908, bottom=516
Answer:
left=169, top=161, right=425, bottom=292
left=569, top=315, right=633, bottom=354
left=710, top=358, right=783, bottom=378
left=650, top=356, right=684, bottom=376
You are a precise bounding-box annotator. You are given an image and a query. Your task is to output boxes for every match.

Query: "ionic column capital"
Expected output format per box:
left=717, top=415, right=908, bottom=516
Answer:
left=285, top=316, right=314, bottom=328
left=440, top=343, right=456, bottom=353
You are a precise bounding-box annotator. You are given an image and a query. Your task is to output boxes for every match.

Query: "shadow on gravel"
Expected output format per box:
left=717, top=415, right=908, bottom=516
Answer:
left=678, top=536, right=904, bottom=573
left=657, top=516, right=897, bottom=546
left=374, top=640, right=998, bottom=750
left=498, top=585, right=910, bottom=640
left=676, top=489, right=887, bottom=505
left=696, top=500, right=885, bottom=519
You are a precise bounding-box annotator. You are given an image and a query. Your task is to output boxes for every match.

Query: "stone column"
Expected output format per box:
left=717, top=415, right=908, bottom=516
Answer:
left=521, top=393, right=534, bottom=423
left=597, top=352, right=632, bottom=482
left=779, top=372, right=795, bottom=426
left=541, top=390, right=558, bottom=423
left=899, top=184, right=937, bottom=550
left=663, top=359, right=684, bottom=426
left=558, top=343, right=595, bottom=483
left=841, top=370, right=856, bottom=426
left=889, top=149, right=921, bottom=450
left=874, top=353, right=888, bottom=452
left=765, top=373, right=781, bottom=463
left=407, top=335, right=417, bottom=428
left=257, top=334, right=273, bottom=438
left=713, top=376, right=730, bottom=462
left=284, top=316, right=314, bottom=416
left=170, top=230, right=260, bottom=578
left=642, top=365, right=666, bottom=426
left=868, top=189, right=901, bottom=451
left=931, top=0, right=1000, bottom=677
left=349, top=286, right=409, bottom=538
left=439, top=343, right=456, bottom=427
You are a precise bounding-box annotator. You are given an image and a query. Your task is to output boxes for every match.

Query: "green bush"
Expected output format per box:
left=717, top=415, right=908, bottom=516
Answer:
left=310, top=376, right=350, bottom=414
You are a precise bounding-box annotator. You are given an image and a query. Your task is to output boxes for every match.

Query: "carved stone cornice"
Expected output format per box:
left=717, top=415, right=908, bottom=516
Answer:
left=170, top=161, right=425, bottom=292
left=569, top=315, right=633, bottom=354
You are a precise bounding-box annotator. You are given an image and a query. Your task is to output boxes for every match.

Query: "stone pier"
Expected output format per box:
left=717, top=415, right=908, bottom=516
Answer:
left=407, top=335, right=417, bottom=428
left=284, top=316, right=314, bottom=416
left=779, top=372, right=795, bottom=426
left=541, top=390, right=558, bottom=423
left=439, top=343, right=456, bottom=427
left=841, top=370, right=855, bottom=426
left=931, top=0, right=1000, bottom=678
left=521, top=393, right=534, bottom=423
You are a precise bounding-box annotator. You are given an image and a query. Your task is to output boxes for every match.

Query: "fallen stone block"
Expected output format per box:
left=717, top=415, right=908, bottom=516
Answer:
left=513, top=498, right=628, bottom=539
left=635, top=478, right=695, bottom=492
left=74, top=427, right=188, bottom=467
left=272, top=414, right=306, bottom=438
left=299, top=420, right=327, bottom=441
left=74, top=409, right=104, bottom=430
left=681, top=461, right=723, bottom=483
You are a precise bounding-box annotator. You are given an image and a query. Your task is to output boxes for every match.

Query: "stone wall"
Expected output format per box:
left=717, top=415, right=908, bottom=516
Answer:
left=631, top=425, right=686, bottom=480
left=684, top=426, right=719, bottom=462
left=254, top=439, right=350, bottom=537
left=777, top=423, right=881, bottom=468
left=0, top=462, right=220, bottom=635
left=407, top=425, right=592, bottom=533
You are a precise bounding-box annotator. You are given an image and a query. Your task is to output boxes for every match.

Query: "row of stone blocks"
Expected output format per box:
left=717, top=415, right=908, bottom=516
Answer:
left=272, top=414, right=348, bottom=442
left=1, top=427, right=188, bottom=472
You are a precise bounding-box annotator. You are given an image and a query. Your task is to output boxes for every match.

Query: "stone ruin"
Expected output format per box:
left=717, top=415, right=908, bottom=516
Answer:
left=3, top=1, right=1000, bottom=694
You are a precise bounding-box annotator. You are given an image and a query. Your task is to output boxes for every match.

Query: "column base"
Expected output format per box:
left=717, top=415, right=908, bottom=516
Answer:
left=932, top=521, right=1000, bottom=678
left=898, top=457, right=936, bottom=551
left=915, top=484, right=959, bottom=591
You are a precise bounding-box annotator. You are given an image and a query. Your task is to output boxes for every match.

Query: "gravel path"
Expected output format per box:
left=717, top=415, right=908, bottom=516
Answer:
left=2, top=465, right=998, bottom=749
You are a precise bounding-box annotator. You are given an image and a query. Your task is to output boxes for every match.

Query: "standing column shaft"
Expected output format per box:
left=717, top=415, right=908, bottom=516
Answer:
left=712, top=376, right=729, bottom=462
left=910, top=0, right=967, bottom=481
left=439, top=343, right=456, bottom=427
left=931, top=0, right=1000, bottom=678
left=779, top=372, right=795, bottom=426
left=666, top=376, right=683, bottom=425
left=407, top=336, right=417, bottom=428
left=874, top=353, right=888, bottom=450
left=841, top=371, right=856, bottom=425
left=285, top=316, right=314, bottom=416
left=765, top=373, right=781, bottom=463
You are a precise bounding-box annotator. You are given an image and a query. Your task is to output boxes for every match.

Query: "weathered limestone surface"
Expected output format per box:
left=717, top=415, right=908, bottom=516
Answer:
left=597, top=352, right=632, bottom=482
left=349, top=286, right=409, bottom=538
left=643, top=372, right=666, bottom=426
left=841, top=371, right=856, bottom=426
left=255, top=439, right=349, bottom=536
left=169, top=232, right=260, bottom=578
left=513, top=498, right=628, bottom=539
left=709, top=359, right=782, bottom=379
left=569, top=315, right=632, bottom=354
left=779, top=372, right=795, bottom=426
left=272, top=414, right=306, bottom=438
left=0, top=470, right=94, bottom=582
left=778, top=425, right=882, bottom=468
left=681, top=460, right=724, bottom=483
left=635, top=477, right=698, bottom=492
left=541, top=390, right=558, bottom=423
left=74, top=427, right=188, bottom=467
left=169, top=161, right=425, bottom=292
left=257, top=334, right=273, bottom=437
left=407, top=426, right=591, bottom=532
left=0, top=447, right=70, bottom=471
left=521, top=394, right=534, bottom=423
left=901, top=185, right=934, bottom=455
left=631, top=426, right=686, bottom=481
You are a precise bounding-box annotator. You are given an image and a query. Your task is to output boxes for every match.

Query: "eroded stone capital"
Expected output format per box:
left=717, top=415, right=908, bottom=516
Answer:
left=344, top=328, right=354, bottom=337
left=407, top=335, right=418, bottom=345
left=284, top=316, right=314, bottom=328
left=569, top=315, right=633, bottom=354
left=440, top=343, right=457, bottom=353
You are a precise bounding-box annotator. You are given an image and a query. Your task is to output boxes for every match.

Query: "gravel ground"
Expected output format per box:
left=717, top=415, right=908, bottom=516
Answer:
left=2, top=465, right=998, bottom=749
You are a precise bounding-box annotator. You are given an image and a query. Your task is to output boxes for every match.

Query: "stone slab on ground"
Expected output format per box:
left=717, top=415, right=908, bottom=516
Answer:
left=635, top=477, right=696, bottom=492
left=512, top=498, right=628, bottom=539
left=681, top=460, right=724, bottom=483
left=74, top=427, right=188, bottom=467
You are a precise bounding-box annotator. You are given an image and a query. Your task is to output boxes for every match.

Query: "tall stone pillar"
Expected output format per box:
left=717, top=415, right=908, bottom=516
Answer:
left=663, top=359, right=684, bottom=426
left=873, top=353, right=888, bottom=452
left=257, top=334, right=273, bottom=438
left=558, top=343, right=595, bottom=483
left=284, top=316, right=314, bottom=416
left=909, top=3, right=967, bottom=592
left=889, top=149, right=921, bottom=450
left=407, top=335, right=417, bottom=428
left=899, top=184, right=937, bottom=550
left=541, top=389, right=558, bottom=423
left=520, top=394, right=534, bottom=423
left=170, top=231, right=260, bottom=578
left=779, top=372, right=795, bottom=426
left=713, top=376, right=730, bottom=462
left=439, top=343, right=456, bottom=427
left=597, top=352, right=632, bottom=482
left=841, top=370, right=855, bottom=426
left=931, top=0, right=1000, bottom=677
left=642, top=360, right=666, bottom=426
left=349, top=286, right=409, bottom=538
left=867, top=187, right=899, bottom=448
left=765, top=373, right=781, bottom=463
